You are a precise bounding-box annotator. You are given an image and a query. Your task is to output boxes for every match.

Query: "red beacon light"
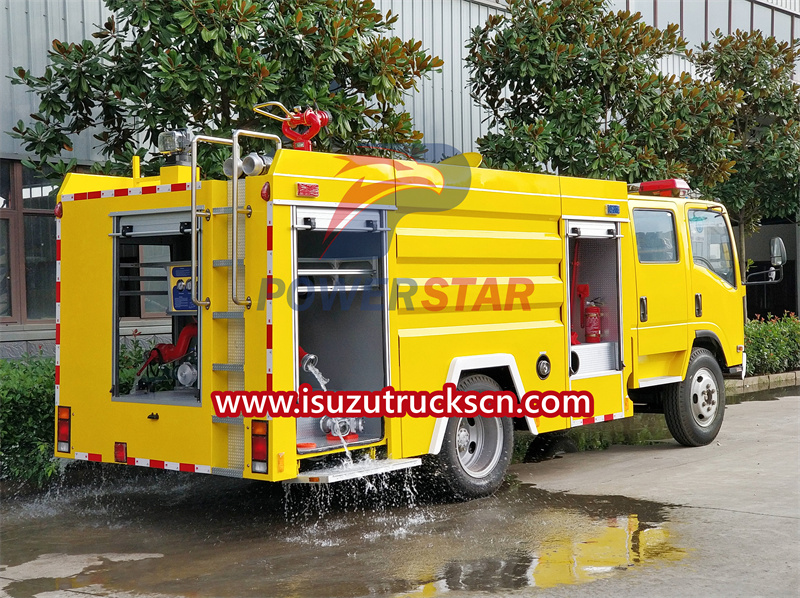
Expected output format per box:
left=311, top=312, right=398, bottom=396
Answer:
left=631, top=179, right=691, bottom=198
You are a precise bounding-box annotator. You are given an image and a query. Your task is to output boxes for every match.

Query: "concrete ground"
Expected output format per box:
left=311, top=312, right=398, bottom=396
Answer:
left=1, top=393, right=797, bottom=598
left=511, top=393, right=800, bottom=598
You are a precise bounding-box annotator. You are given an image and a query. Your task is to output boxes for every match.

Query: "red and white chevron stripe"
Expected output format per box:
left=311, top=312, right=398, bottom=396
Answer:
left=55, top=219, right=61, bottom=407
left=571, top=411, right=625, bottom=427
left=73, top=452, right=211, bottom=474
left=60, top=182, right=200, bottom=202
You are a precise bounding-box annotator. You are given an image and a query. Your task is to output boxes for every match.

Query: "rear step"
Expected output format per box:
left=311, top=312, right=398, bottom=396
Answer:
left=286, top=458, right=422, bottom=484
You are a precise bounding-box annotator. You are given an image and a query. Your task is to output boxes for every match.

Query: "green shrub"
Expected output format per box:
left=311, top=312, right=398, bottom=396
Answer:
left=0, top=334, right=159, bottom=486
left=745, top=312, right=800, bottom=376
left=118, top=332, right=149, bottom=395
left=0, top=353, right=58, bottom=486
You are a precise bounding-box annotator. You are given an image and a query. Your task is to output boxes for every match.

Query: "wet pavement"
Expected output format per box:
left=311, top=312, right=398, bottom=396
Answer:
left=1, top=388, right=798, bottom=598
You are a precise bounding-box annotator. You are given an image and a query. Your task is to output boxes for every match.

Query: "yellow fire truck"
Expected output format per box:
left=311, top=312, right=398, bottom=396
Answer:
left=53, top=104, right=786, bottom=498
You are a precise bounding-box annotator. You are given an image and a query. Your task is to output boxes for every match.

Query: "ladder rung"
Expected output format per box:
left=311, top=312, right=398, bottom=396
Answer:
left=213, top=258, right=244, bottom=267
left=213, top=311, right=244, bottom=319
left=213, top=207, right=233, bottom=215
left=212, top=363, right=244, bottom=372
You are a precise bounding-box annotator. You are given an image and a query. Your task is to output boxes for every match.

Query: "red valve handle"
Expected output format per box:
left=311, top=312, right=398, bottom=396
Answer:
left=282, top=109, right=331, bottom=151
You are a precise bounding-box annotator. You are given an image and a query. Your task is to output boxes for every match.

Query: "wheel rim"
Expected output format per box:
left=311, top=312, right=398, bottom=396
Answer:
left=455, top=417, right=503, bottom=478
left=690, top=367, right=719, bottom=428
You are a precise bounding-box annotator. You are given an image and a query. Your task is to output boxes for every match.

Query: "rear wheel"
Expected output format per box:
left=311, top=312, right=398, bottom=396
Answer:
left=434, top=374, right=513, bottom=499
left=664, top=348, right=725, bottom=446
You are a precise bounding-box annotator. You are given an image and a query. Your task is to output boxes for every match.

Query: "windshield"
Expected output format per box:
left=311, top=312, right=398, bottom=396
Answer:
left=687, top=209, right=736, bottom=287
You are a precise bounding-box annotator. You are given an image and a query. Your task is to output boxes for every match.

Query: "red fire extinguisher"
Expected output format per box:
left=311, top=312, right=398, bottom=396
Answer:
left=585, top=301, right=602, bottom=343
left=576, top=284, right=602, bottom=344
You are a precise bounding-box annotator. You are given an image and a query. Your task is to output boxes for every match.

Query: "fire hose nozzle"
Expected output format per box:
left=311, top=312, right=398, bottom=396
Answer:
left=300, top=352, right=318, bottom=372
left=298, top=346, right=330, bottom=391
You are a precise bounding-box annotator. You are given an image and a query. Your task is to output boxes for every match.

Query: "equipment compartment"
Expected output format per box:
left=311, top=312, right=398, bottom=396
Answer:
left=293, top=207, right=389, bottom=452
left=567, top=221, right=623, bottom=377
left=111, top=209, right=200, bottom=405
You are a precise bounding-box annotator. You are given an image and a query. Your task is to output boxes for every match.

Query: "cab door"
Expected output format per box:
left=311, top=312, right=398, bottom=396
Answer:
left=630, top=203, right=690, bottom=384
left=684, top=205, right=744, bottom=364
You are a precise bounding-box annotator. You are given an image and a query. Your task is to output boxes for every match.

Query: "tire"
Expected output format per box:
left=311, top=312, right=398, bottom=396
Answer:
left=663, top=348, right=725, bottom=447
left=433, top=374, right=514, bottom=499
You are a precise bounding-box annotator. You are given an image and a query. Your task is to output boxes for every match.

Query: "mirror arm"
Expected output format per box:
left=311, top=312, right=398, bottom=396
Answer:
left=744, top=265, right=784, bottom=286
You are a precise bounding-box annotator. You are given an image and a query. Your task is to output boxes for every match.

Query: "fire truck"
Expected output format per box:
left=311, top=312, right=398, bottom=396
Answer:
left=53, top=103, right=787, bottom=498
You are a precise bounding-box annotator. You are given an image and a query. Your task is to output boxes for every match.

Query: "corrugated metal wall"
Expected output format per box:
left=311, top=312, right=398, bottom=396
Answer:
left=1, top=0, right=505, bottom=162
left=374, top=0, right=507, bottom=158
left=1, top=0, right=110, bottom=161
left=1, top=0, right=795, bottom=162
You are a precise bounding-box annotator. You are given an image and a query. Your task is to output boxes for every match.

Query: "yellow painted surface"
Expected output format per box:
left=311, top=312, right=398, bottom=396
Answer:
left=56, top=148, right=744, bottom=481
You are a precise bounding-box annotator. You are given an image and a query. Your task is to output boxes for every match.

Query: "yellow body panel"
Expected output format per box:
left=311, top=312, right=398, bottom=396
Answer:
left=55, top=150, right=744, bottom=482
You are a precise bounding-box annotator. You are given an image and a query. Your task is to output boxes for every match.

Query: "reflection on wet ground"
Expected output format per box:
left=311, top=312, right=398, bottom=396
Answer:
left=0, top=466, right=685, bottom=598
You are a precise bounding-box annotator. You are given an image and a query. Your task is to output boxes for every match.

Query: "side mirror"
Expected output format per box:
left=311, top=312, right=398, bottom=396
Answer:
left=770, top=237, right=787, bottom=267
left=747, top=237, right=787, bottom=285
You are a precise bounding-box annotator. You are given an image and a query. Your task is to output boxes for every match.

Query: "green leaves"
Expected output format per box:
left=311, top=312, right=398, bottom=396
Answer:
left=8, top=0, right=441, bottom=181
left=0, top=355, right=58, bottom=487
left=744, top=313, right=800, bottom=376
left=693, top=29, right=800, bottom=234
left=466, top=0, right=738, bottom=191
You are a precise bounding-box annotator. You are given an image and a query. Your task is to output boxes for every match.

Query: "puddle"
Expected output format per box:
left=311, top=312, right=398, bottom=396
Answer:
left=0, top=468, right=684, bottom=598
left=3, top=389, right=794, bottom=597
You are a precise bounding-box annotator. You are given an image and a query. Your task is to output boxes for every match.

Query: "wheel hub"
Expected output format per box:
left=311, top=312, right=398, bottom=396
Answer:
left=690, top=367, right=719, bottom=428
left=455, top=417, right=503, bottom=479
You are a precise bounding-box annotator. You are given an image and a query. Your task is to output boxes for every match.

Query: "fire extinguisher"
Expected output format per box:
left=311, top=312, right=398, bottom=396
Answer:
left=585, top=301, right=602, bottom=343
left=576, top=284, right=602, bottom=344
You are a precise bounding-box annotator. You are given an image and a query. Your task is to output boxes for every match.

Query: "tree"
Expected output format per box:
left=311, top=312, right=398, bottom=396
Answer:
left=9, top=0, right=443, bottom=179
left=466, top=0, right=741, bottom=192
left=691, top=30, right=800, bottom=278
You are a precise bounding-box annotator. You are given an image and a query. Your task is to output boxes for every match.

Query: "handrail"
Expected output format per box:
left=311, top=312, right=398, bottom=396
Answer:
left=230, top=129, right=282, bottom=308
left=190, top=134, right=233, bottom=308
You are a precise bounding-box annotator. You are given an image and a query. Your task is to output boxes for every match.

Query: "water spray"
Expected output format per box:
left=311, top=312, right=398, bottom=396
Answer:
left=298, top=346, right=360, bottom=463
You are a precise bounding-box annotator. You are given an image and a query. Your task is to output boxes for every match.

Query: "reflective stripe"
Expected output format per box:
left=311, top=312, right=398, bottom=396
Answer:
left=571, top=411, right=625, bottom=427
left=60, top=182, right=198, bottom=202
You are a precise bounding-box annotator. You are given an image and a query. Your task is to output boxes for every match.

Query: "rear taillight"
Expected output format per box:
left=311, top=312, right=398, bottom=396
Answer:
left=252, top=420, right=268, bottom=474
left=114, top=442, right=127, bottom=463
left=57, top=406, right=70, bottom=453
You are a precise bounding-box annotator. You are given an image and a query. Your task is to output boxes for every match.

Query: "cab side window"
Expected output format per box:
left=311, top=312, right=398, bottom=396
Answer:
left=688, top=209, right=736, bottom=287
left=633, top=209, right=678, bottom=263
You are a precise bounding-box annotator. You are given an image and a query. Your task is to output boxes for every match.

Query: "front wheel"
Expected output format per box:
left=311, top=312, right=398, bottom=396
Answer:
left=433, top=375, right=513, bottom=499
left=664, top=348, right=725, bottom=447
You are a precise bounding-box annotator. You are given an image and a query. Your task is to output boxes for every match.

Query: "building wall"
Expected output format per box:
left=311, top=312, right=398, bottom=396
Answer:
left=373, top=0, right=507, bottom=159
left=0, top=0, right=110, bottom=162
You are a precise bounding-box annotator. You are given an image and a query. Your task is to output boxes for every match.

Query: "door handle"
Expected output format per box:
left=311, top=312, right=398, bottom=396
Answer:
left=640, top=296, right=648, bottom=323
left=695, top=293, right=702, bottom=317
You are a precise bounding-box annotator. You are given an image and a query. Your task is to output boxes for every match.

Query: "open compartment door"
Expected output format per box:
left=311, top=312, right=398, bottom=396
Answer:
left=565, top=220, right=625, bottom=420
left=292, top=205, right=391, bottom=453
